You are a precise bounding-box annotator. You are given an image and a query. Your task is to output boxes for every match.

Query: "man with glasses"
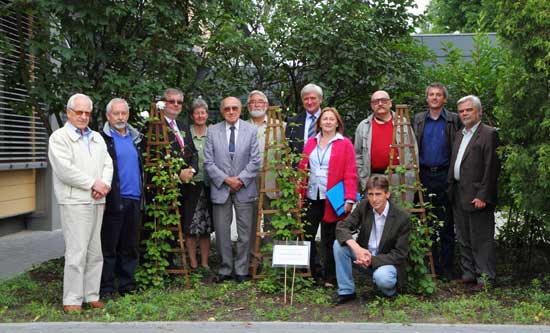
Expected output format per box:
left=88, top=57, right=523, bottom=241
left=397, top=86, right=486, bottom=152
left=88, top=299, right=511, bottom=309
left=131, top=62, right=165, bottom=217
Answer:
left=99, top=98, right=143, bottom=299
left=48, top=93, right=113, bottom=312
left=354, top=90, right=418, bottom=197
left=246, top=90, right=285, bottom=267
left=204, top=96, right=261, bottom=283
left=160, top=88, right=199, bottom=267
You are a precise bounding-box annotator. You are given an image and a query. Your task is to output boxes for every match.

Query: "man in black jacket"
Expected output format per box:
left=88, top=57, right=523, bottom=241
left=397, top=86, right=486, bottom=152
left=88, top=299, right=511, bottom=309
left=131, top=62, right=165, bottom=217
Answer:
left=100, top=98, right=144, bottom=298
left=333, top=176, right=410, bottom=304
left=413, top=83, right=461, bottom=280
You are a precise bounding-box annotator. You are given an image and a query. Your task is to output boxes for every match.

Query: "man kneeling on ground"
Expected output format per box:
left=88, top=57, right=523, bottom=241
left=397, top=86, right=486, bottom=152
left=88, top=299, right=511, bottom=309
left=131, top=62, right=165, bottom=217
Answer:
left=333, top=175, right=410, bottom=304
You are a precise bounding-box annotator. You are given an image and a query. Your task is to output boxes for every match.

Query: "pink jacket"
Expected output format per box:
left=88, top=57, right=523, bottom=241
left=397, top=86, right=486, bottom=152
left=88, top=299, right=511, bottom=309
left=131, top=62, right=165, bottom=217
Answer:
left=298, top=135, right=358, bottom=223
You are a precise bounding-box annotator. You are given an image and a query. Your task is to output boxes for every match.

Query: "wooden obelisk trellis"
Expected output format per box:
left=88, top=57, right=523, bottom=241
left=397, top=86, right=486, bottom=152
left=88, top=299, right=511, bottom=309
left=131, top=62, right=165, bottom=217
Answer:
left=387, top=104, right=436, bottom=280
left=143, top=103, right=189, bottom=286
left=251, top=106, right=310, bottom=279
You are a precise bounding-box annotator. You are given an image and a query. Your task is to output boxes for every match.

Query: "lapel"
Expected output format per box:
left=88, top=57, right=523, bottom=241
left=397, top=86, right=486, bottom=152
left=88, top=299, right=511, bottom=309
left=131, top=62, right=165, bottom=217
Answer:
left=298, top=112, right=307, bottom=138
left=461, top=124, right=482, bottom=163
left=234, top=119, right=245, bottom=158
left=218, top=122, right=231, bottom=161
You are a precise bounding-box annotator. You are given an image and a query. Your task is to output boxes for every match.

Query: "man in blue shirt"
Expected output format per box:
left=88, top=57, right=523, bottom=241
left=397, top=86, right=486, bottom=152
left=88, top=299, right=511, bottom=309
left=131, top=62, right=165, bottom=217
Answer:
left=100, top=98, right=143, bottom=299
left=413, top=83, right=461, bottom=280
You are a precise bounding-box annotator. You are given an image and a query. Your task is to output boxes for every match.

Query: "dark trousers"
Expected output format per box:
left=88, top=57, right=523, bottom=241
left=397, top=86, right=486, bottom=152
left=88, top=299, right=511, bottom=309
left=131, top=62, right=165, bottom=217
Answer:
left=420, top=167, right=455, bottom=277
left=304, top=198, right=336, bottom=283
left=100, top=198, right=140, bottom=294
left=452, top=185, right=496, bottom=283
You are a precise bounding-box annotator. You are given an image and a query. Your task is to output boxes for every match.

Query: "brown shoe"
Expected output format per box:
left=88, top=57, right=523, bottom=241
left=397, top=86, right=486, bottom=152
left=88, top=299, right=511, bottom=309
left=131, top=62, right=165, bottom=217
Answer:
left=63, top=305, right=82, bottom=313
left=87, top=301, right=105, bottom=309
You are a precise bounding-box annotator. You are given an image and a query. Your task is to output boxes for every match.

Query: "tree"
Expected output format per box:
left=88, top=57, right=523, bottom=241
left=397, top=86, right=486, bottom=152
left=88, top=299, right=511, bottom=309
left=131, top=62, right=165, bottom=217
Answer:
left=424, top=0, right=498, bottom=33
left=492, top=0, right=550, bottom=261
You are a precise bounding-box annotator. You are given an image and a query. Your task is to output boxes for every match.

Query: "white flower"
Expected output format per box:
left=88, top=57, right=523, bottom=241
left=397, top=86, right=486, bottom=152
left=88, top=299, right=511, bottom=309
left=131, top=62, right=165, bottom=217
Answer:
left=140, top=111, right=150, bottom=119
left=156, top=101, right=166, bottom=110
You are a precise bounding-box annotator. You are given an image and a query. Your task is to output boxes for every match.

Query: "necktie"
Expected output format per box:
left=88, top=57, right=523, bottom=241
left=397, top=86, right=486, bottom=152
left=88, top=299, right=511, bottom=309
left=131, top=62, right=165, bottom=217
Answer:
left=170, top=120, right=184, bottom=149
left=307, top=114, right=316, bottom=138
left=229, top=126, right=236, bottom=154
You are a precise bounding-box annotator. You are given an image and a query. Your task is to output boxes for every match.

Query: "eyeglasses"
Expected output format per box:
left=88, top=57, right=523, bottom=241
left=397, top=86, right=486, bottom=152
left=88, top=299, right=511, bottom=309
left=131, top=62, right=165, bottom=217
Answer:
left=248, top=100, right=266, bottom=105
left=166, top=100, right=184, bottom=105
left=69, top=108, right=91, bottom=117
left=371, top=98, right=390, bottom=105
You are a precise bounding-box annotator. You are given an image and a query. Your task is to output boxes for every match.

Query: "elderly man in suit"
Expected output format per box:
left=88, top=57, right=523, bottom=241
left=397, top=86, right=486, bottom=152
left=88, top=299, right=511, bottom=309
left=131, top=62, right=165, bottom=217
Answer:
left=204, top=96, right=261, bottom=283
left=448, top=95, right=499, bottom=290
left=48, top=93, right=113, bottom=312
left=332, top=175, right=410, bottom=304
left=285, top=83, right=323, bottom=155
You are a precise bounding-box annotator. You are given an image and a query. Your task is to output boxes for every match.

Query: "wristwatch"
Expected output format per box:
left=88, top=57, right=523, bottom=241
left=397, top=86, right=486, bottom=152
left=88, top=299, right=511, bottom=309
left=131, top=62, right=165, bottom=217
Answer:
left=190, top=167, right=197, bottom=174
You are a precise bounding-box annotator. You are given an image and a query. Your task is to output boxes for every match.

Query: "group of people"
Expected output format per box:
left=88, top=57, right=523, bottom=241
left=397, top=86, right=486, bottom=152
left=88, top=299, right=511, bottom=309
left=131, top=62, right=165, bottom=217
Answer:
left=48, top=82, right=499, bottom=312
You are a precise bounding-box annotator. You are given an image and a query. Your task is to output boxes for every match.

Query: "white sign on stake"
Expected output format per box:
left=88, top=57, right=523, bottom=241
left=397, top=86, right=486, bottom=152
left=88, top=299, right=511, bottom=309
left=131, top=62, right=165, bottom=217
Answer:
left=272, top=241, right=310, bottom=268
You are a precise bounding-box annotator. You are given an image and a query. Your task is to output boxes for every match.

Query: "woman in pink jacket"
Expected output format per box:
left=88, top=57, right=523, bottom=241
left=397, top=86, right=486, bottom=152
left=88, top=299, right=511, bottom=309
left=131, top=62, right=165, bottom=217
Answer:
left=298, top=107, right=358, bottom=288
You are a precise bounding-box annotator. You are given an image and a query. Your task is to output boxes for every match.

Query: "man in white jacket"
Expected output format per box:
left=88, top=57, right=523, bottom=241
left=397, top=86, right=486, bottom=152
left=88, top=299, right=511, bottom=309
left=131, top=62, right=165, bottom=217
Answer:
left=48, top=93, right=113, bottom=312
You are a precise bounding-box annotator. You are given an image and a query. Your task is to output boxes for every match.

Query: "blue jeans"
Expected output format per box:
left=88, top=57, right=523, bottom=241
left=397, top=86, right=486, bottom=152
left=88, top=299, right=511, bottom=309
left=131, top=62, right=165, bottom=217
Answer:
left=333, top=240, right=397, bottom=297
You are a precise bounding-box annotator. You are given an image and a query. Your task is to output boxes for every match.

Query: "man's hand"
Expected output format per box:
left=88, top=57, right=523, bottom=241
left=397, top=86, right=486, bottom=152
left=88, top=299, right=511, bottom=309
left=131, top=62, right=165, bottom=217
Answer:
left=471, top=198, right=486, bottom=209
left=225, top=176, right=243, bottom=193
left=179, top=168, right=194, bottom=183
left=346, top=240, right=371, bottom=269
left=92, top=179, right=110, bottom=199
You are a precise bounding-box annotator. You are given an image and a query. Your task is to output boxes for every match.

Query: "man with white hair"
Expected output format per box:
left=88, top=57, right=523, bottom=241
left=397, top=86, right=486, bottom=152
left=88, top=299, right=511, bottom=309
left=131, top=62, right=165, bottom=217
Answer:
left=246, top=90, right=285, bottom=264
left=48, top=93, right=113, bottom=312
left=99, top=98, right=143, bottom=299
left=284, top=83, right=324, bottom=281
left=285, top=83, right=323, bottom=155
left=448, top=95, right=499, bottom=290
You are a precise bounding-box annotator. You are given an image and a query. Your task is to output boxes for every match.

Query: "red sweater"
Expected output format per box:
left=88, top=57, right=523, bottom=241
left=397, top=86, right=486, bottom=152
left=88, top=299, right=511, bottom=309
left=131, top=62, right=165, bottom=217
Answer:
left=298, top=135, right=358, bottom=223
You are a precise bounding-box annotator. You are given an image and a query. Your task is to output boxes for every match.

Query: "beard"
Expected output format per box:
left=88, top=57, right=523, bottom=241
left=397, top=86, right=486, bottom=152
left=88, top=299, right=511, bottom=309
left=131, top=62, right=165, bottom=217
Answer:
left=113, top=122, right=126, bottom=130
left=249, top=109, right=266, bottom=118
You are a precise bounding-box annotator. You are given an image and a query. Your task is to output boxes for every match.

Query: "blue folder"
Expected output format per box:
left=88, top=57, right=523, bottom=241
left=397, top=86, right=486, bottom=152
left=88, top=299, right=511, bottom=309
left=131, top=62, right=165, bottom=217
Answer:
left=326, top=181, right=362, bottom=216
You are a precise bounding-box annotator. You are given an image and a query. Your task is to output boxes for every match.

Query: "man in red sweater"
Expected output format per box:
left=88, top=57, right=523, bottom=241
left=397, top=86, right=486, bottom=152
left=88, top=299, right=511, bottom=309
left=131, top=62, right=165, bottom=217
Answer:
left=354, top=90, right=418, bottom=199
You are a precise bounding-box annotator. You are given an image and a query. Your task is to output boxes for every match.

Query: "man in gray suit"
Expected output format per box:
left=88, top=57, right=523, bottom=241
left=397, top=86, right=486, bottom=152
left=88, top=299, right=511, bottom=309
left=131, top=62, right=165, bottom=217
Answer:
left=448, top=95, right=499, bottom=290
left=204, top=96, right=261, bottom=283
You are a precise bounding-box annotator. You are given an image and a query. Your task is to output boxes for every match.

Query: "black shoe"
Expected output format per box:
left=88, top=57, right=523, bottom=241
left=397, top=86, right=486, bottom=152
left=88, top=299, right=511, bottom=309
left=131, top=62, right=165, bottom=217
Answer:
left=332, top=293, right=357, bottom=305
left=214, top=274, right=232, bottom=283
left=235, top=274, right=251, bottom=283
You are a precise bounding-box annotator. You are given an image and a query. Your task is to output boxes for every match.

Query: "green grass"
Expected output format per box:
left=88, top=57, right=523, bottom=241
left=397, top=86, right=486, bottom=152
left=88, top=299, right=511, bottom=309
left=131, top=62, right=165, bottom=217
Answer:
left=0, top=257, right=548, bottom=324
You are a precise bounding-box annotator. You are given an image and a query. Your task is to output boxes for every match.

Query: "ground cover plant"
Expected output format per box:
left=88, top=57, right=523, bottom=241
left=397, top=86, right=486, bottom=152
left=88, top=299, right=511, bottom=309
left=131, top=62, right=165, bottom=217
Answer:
left=0, top=247, right=548, bottom=324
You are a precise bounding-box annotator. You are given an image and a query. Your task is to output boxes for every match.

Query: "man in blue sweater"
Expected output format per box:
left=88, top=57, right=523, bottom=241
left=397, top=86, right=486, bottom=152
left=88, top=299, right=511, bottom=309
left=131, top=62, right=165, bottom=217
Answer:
left=100, top=98, right=143, bottom=299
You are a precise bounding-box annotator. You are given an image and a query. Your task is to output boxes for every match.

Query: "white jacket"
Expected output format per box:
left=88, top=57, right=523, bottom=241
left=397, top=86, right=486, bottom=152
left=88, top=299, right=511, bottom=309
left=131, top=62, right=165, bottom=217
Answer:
left=48, top=123, right=113, bottom=205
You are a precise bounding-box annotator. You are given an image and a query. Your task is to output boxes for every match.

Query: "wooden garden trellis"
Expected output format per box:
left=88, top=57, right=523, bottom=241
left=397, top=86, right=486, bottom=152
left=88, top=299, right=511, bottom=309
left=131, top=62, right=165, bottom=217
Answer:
left=143, top=103, right=190, bottom=287
left=250, top=106, right=310, bottom=280
left=387, top=104, right=436, bottom=280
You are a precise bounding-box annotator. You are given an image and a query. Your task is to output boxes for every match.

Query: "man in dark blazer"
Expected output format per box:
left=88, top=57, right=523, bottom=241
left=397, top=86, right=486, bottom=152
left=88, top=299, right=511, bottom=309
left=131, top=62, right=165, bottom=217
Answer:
left=447, top=95, right=499, bottom=289
left=160, top=88, right=199, bottom=267
left=413, top=83, right=462, bottom=280
left=204, top=96, right=261, bottom=283
left=333, top=175, right=411, bottom=304
left=285, top=83, right=323, bottom=155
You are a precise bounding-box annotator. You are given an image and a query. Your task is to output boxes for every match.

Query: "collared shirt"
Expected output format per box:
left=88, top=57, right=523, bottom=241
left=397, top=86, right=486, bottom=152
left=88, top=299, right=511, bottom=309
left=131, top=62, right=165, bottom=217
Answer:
left=454, top=121, right=481, bottom=181
left=66, top=122, right=92, bottom=152
left=303, top=109, right=321, bottom=143
left=306, top=132, right=344, bottom=200
left=225, top=120, right=240, bottom=147
left=164, top=116, right=185, bottom=149
left=111, top=128, right=141, bottom=200
left=190, top=124, right=207, bottom=182
left=250, top=115, right=268, bottom=167
left=420, top=110, right=449, bottom=167
left=368, top=200, right=390, bottom=256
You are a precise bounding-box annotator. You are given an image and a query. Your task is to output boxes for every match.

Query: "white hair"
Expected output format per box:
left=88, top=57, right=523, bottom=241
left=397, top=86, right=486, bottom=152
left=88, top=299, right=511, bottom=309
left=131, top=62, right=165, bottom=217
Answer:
left=457, top=95, right=482, bottom=114
left=66, top=93, right=93, bottom=110
left=247, top=90, right=269, bottom=104
left=106, top=98, right=129, bottom=113
left=300, top=83, right=323, bottom=99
